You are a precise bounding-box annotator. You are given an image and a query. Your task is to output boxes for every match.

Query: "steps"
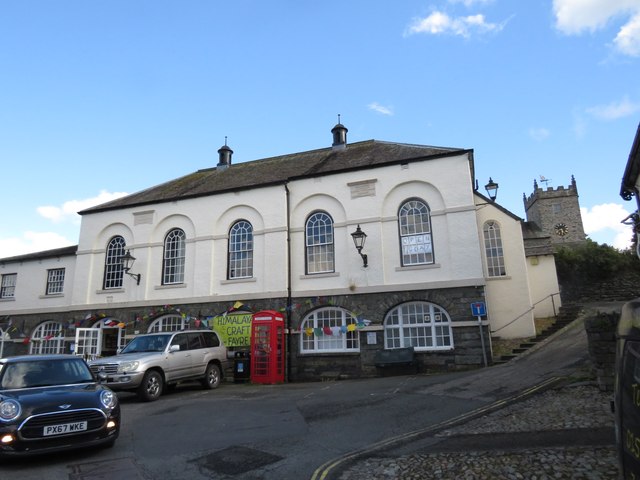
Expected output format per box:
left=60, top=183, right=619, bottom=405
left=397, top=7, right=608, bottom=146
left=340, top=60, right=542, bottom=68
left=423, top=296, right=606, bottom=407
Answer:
left=492, top=304, right=582, bottom=365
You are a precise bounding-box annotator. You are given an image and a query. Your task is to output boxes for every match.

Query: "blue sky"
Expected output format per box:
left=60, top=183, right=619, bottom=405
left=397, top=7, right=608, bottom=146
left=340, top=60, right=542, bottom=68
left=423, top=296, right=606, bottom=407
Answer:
left=1, top=0, right=640, bottom=258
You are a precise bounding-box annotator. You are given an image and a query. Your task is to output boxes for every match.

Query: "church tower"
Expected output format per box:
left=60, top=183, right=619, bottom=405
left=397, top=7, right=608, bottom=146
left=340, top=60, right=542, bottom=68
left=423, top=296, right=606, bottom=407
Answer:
left=523, top=175, right=586, bottom=248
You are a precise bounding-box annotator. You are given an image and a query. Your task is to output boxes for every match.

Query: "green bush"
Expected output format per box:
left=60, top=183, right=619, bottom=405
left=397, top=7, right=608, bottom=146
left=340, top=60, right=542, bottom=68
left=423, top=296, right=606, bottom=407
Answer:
left=554, top=239, right=640, bottom=284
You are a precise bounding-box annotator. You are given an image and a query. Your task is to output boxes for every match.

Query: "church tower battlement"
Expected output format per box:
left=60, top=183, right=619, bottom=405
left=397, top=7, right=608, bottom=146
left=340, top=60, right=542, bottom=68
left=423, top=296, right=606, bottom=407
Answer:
left=523, top=175, right=586, bottom=247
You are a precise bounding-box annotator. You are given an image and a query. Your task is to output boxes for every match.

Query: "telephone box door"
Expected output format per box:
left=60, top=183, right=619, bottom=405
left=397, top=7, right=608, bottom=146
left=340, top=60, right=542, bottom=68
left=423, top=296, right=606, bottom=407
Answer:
left=250, top=310, right=285, bottom=384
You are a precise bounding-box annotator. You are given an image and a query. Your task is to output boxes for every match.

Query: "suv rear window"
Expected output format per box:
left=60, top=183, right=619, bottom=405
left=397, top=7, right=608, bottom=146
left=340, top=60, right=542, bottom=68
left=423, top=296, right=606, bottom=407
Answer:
left=203, top=331, right=220, bottom=348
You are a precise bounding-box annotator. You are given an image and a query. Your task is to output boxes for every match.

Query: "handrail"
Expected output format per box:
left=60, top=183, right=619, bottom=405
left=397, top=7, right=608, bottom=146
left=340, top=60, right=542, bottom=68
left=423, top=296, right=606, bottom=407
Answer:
left=491, top=292, right=560, bottom=334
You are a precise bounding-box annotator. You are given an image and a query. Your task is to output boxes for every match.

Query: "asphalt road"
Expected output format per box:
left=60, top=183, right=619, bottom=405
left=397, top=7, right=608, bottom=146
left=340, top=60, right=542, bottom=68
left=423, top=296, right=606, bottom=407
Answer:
left=0, top=318, right=590, bottom=480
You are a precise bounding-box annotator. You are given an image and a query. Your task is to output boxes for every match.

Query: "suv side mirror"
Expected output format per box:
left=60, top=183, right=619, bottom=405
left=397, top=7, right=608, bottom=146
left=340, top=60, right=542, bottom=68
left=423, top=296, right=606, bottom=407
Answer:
left=169, top=344, right=180, bottom=353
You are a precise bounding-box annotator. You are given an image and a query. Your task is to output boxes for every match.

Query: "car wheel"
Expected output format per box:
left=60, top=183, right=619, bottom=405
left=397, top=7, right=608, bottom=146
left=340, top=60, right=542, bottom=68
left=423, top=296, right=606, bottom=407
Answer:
left=137, top=370, right=163, bottom=401
left=202, top=363, right=221, bottom=390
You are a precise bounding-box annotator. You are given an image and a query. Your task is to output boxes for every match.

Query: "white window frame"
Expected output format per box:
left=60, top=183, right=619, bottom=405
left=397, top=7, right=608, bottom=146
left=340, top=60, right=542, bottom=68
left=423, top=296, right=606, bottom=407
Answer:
left=228, top=220, right=254, bottom=279
left=103, top=236, right=125, bottom=289
left=399, top=199, right=434, bottom=266
left=305, top=212, right=335, bottom=274
left=483, top=221, right=506, bottom=277
left=148, top=314, right=186, bottom=333
left=0, top=273, right=16, bottom=299
left=46, top=268, right=65, bottom=295
left=30, top=321, right=65, bottom=354
left=300, top=307, right=360, bottom=353
left=163, top=229, right=186, bottom=285
left=384, top=302, right=453, bottom=351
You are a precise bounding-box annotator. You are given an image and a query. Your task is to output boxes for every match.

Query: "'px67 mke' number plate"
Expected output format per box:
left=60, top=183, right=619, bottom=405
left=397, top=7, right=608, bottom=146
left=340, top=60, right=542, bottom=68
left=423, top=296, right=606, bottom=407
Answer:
left=43, top=421, right=88, bottom=436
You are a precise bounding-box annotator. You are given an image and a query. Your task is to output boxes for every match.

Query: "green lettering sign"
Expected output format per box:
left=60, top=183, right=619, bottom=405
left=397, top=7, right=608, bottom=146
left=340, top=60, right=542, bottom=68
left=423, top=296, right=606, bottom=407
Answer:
left=211, top=313, right=252, bottom=348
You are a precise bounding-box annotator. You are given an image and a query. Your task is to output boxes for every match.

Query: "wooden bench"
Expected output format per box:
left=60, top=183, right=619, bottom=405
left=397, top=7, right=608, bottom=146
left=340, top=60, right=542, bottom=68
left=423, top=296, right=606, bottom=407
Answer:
left=374, top=347, right=418, bottom=375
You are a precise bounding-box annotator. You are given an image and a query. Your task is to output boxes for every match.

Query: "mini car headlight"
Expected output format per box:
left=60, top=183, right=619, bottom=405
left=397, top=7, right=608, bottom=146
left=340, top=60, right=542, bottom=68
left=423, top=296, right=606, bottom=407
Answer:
left=0, top=399, right=21, bottom=422
left=117, top=361, right=139, bottom=373
left=100, top=390, right=117, bottom=409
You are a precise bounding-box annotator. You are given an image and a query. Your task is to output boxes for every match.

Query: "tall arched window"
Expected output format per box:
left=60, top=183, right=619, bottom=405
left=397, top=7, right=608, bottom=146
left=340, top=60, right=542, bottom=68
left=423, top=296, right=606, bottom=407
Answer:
left=300, top=307, right=360, bottom=353
left=103, top=236, right=126, bottom=289
left=384, top=302, right=453, bottom=351
left=163, top=228, right=186, bottom=285
left=398, top=199, right=433, bottom=266
left=484, top=221, right=506, bottom=277
left=30, top=321, right=65, bottom=354
left=305, top=212, right=334, bottom=274
left=228, top=220, right=254, bottom=279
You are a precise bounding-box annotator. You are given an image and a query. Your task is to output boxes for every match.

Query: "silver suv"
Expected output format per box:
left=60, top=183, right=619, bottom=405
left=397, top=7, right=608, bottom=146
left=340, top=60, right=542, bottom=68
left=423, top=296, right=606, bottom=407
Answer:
left=88, top=330, right=229, bottom=402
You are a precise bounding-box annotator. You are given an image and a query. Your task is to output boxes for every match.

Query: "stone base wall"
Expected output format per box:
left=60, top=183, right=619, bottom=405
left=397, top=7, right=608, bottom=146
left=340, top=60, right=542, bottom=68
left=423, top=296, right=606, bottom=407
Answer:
left=1, top=285, right=492, bottom=382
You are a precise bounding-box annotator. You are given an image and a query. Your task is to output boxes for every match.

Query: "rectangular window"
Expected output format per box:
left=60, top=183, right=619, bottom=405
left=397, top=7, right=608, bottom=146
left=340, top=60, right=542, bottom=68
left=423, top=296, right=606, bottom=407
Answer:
left=401, top=233, right=433, bottom=266
left=0, top=274, right=16, bottom=299
left=46, top=268, right=65, bottom=295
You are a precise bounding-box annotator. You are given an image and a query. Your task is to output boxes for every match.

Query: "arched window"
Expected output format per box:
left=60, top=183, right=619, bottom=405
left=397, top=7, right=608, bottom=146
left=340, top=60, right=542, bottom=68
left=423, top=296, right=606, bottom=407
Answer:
left=384, top=302, right=453, bottom=351
left=30, top=321, right=65, bottom=354
left=483, top=221, right=506, bottom=277
left=148, top=315, right=186, bottom=332
left=305, top=212, right=334, bottom=274
left=300, top=307, right=360, bottom=353
left=228, top=220, right=254, bottom=279
left=163, top=228, right=186, bottom=285
left=103, top=236, right=126, bottom=289
left=398, top=199, right=433, bottom=266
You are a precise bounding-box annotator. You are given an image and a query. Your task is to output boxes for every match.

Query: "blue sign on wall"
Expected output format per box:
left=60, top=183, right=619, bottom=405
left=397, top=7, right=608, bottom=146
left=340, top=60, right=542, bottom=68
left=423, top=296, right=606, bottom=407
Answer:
left=471, top=302, right=486, bottom=317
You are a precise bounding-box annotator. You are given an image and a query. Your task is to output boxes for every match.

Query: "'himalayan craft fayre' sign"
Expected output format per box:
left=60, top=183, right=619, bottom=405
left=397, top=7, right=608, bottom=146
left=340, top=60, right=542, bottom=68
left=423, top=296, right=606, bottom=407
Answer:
left=211, top=313, right=253, bottom=347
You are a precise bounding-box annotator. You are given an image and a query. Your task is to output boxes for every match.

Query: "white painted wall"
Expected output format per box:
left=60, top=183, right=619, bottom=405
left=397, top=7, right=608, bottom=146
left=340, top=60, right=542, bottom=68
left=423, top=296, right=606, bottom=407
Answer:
left=475, top=198, right=537, bottom=339
left=525, top=254, right=562, bottom=318
left=0, top=254, right=76, bottom=313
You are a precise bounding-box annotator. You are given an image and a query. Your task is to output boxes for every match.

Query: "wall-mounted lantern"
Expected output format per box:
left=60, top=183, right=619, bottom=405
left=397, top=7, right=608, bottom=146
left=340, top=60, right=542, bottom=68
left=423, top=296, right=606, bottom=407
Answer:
left=350, top=225, right=368, bottom=268
left=120, top=250, right=141, bottom=285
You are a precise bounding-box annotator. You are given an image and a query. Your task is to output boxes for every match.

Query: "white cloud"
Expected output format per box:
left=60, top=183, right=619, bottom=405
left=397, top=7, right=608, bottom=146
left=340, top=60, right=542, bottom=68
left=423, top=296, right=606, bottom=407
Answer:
left=586, top=96, right=640, bottom=120
left=368, top=102, right=394, bottom=116
left=528, top=127, right=550, bottom=141
left=614, top=12, right=640, bottom=56
left=405, top=11, right=505, bottom=38
left=553, top=0, right=640, bottom=57
left=448, top=0, right=494, bottom=7
left=581, top=203, right=634, bottom=249
left=0, top=231, right=75, bottom=258
left=37, top=190, right=129, bottom=224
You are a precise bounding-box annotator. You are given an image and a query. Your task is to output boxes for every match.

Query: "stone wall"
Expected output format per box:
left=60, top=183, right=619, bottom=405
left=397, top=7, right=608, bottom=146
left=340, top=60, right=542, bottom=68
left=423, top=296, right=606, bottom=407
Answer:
left=1, top=285, right=491, bottom=382
left=584, top=311, right=619, bottom=392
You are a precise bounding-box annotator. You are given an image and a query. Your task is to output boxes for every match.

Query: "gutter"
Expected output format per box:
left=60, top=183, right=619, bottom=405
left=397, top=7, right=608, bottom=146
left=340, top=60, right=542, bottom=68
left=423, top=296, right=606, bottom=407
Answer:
left=285, top=182, right=292, bottom=382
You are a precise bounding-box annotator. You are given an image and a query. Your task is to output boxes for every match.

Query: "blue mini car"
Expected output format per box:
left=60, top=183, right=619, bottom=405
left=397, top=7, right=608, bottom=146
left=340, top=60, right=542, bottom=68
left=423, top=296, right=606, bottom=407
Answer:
left=0, top=354, right=120, bottom=456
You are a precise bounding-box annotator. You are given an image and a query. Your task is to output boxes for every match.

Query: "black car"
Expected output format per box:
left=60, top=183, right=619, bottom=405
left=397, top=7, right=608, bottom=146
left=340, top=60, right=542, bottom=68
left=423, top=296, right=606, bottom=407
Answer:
left=0, top=354, right=120, bottom=456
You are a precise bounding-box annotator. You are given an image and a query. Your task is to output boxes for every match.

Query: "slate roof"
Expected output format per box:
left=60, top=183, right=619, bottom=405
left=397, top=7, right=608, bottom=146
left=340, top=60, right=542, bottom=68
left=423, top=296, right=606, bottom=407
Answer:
left=80, top=139, right=471, bottom=215
left=522, top=221, right=554, bottom=256
left=0, top=245, right=78, bottom=265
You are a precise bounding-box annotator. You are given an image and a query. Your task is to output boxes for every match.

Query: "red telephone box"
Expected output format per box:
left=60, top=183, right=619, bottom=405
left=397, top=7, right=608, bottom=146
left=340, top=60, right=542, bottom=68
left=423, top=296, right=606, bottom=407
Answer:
left=250, top=310, right=286, bottom=384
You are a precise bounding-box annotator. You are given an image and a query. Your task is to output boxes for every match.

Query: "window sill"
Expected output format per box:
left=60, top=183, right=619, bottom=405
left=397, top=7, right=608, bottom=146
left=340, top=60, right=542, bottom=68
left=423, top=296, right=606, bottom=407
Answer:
left=154, top=283, right=187, bottom=290
left=220, top=277, right=257, bottom=285
left=299, top=272, right=340, bottom=280
left=96, top=288, right=124, bottom=295
left=486, top=275, right=511, bottom=281
left=0, top=297, right=15, bottom=302
left=39, top=294, right=64, bottom=299
left=395, top=263, right=440, bottom=272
